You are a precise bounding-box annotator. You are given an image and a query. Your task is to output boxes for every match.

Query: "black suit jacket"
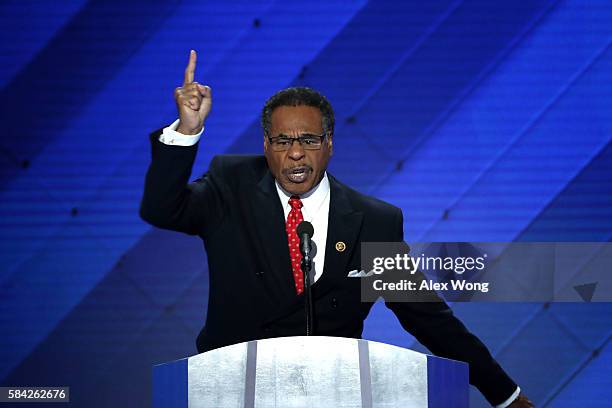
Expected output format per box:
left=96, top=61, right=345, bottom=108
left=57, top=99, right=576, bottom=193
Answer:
left=140, top=129, right=517, bottom=405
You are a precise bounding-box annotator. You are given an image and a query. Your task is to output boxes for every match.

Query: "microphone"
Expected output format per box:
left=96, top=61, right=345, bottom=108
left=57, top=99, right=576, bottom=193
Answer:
left=296, top=221, right=315, bottom=336
left=297, top=221, right=314, bottom=268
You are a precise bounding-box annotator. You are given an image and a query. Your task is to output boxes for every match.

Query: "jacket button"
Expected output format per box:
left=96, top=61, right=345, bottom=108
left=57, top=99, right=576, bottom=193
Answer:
left=255, top=270, right=264, bottom=277
left=262, top=324, right=271, bottom=332
left=331, top=297, right=338, bottom=308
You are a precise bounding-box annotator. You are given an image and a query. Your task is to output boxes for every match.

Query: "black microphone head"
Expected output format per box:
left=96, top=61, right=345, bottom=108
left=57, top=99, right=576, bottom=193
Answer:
left=296, top=221, right=314, bottom=238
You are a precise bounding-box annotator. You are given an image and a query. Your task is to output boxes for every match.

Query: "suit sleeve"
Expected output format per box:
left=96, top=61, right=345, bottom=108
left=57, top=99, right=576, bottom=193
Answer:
left=384, top=209, right=518, bottom=406
left=139, top=128, right=226, bottom=236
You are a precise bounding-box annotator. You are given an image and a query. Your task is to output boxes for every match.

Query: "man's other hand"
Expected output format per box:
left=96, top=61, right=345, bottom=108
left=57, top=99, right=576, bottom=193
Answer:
left=508, top=394, right=534, bottom=407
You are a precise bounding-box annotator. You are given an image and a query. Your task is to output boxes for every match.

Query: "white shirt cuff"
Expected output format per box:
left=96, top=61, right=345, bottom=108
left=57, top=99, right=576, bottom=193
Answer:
left=495, top=386, right=521, bottom=408
left=158, top=119, right=203, bottom=146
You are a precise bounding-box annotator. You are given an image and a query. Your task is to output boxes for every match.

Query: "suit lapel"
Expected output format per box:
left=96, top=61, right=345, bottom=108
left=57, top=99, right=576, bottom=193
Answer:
left=313, top=175, right=363, bottom=297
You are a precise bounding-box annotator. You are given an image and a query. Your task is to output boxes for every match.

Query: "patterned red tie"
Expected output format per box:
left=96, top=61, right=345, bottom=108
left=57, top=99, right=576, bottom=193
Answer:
left=286, top=195, right=304, bottom=295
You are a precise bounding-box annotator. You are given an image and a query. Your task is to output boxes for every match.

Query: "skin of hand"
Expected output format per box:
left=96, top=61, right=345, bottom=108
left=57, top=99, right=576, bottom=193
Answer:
left=175, top=50, right=212, bottom=135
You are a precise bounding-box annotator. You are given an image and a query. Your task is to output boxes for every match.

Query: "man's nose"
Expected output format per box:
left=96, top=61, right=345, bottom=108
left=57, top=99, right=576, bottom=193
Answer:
left=287, top=140, right=305, bottom=160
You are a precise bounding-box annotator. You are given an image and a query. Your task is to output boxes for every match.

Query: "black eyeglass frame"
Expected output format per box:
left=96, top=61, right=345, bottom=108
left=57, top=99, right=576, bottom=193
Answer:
left=266, top=132, right=329, bottom=151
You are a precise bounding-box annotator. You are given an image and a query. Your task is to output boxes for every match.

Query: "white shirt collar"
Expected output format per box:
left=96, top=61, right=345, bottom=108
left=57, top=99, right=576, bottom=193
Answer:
left=274, top=172, right=330, bottom=219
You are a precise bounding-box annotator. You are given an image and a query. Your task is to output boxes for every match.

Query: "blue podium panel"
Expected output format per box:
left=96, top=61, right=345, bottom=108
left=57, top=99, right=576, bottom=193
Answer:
left=153, top=336, right=468, bottom=408
left=427, top=355, right=470, bottom=408
left=152, top=357, right=187, bottom=408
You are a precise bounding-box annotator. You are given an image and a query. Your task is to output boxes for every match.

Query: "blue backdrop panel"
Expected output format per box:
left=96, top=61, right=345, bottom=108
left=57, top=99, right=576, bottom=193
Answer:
left=1, top=1, right=611, bottom=407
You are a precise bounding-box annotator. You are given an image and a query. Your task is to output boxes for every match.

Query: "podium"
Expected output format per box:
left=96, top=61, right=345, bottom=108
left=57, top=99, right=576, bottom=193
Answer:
left=153, top=336, right=468, bottom=407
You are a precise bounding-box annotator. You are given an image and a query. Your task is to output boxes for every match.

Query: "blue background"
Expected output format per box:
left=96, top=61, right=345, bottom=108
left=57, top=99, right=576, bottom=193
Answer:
left=1, top=1, right=611, bottom=406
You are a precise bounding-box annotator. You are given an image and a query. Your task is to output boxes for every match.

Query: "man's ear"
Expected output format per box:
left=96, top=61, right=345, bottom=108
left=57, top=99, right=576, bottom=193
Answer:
left=327, top=134, right=333, bottom=155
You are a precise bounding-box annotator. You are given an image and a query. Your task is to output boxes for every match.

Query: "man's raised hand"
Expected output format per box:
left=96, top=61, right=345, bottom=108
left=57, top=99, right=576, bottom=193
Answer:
left=175, top=50, right=212, bottom=135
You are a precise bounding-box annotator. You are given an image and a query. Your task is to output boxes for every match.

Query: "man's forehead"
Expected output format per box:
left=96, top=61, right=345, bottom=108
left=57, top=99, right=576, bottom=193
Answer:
left=270, top=105, right=323, bottom=133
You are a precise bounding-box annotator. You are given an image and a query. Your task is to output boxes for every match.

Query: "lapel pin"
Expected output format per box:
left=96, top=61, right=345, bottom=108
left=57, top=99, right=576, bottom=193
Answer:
left=335, top=241, right=346, bottom=252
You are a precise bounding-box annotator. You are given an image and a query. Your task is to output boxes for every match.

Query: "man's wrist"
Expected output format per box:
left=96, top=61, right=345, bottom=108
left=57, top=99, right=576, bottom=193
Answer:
left=495, top=386, right=521, bottom=408
left=159, top=119, right=203, bottom=146
left=176, top=124, right=203, bottom=135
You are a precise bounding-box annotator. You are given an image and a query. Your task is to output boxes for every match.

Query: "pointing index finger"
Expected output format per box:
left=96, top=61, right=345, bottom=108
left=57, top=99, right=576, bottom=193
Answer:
left=184, top=50, right=197, bottom=85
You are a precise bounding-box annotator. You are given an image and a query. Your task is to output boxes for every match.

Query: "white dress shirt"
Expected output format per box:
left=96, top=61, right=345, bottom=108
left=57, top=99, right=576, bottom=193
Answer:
left=274, top=174, right=330, bottom=284
left=159, top=120, right=520, bottom=408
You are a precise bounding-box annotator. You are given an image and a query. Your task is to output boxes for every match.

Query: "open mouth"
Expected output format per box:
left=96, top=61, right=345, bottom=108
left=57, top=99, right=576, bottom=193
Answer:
left=285, top=166, right=312, bottom=183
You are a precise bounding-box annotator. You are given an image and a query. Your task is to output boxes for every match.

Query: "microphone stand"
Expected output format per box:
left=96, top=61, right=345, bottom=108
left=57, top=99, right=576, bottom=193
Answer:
left=301, top=255, right=314, bottom=336
left=297, top=221, right=315, bottom=336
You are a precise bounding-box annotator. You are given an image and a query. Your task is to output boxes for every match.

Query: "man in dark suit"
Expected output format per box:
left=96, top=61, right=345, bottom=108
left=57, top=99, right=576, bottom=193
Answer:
left=140, top=50, right=532, bottom=407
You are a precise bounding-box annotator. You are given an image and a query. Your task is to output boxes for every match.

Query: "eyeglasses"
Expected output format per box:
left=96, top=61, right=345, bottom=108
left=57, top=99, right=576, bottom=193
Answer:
left=267, top=133, right=328, bottom=152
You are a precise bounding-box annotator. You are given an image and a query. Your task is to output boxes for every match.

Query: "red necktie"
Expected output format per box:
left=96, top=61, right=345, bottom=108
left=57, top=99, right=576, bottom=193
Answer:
left=286, top=195, right=304, bottom=295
